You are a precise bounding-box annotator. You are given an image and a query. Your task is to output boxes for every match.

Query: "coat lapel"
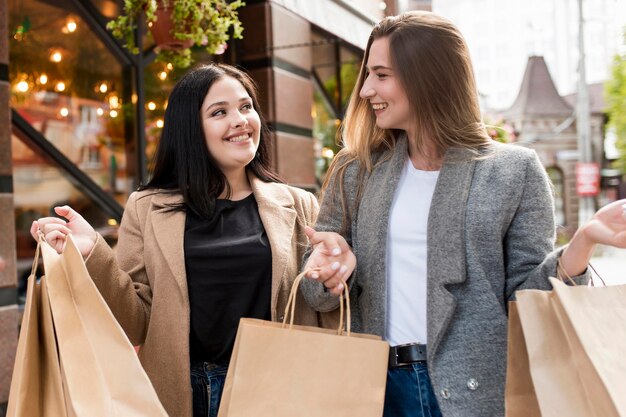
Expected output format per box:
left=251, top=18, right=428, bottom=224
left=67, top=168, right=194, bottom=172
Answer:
left=150, top=192, right=188, bottom=298
left=250, top=174, right=296, bottom=320
left=427, top=147, right=476, bottom=358
left=360, top=136, right=408, bottom=331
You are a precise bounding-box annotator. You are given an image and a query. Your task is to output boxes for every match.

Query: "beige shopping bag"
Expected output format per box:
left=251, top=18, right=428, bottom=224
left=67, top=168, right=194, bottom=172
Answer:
left=218, top=272, right=389, bottom=417
left=7, top=242, right=68, bottom=417
left=8, top=234, right=168, bottom=416
left=505, top=277, right=626, bottom=417
left=504, top=302, right=541, bottom=417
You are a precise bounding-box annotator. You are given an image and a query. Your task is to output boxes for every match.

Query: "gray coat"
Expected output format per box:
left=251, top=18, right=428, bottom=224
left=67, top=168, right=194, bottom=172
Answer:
left=301, top=135, right=587, bottom=417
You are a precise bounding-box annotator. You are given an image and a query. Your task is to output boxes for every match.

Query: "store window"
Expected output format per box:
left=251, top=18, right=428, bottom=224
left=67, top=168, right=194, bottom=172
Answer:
left=8, top=0, right=132, bottom=296
left=311, top=31, right=361, bottom=183
left=9, top=0, right=131, bottom=197
left=11, top=134, right=119, bottom=303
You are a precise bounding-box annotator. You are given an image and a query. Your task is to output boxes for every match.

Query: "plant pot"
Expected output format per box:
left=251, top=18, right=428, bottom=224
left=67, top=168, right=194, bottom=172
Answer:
left=149, top=3, right=194, bottom=51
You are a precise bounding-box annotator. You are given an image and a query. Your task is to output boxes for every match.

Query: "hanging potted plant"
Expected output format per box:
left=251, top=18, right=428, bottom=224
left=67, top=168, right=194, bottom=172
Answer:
left=107, top=0, right=245, bottom=68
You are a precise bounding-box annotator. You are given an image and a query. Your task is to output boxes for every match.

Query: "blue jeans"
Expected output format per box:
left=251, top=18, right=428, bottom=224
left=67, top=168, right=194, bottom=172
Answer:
left=190, top=362, right=228, bottom=417
left=384, top=362, right=443, bottom=417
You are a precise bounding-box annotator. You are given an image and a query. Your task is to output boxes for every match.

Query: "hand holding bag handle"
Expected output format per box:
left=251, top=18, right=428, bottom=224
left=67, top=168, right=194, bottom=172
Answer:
left=282, top=271, right=350, bottom=335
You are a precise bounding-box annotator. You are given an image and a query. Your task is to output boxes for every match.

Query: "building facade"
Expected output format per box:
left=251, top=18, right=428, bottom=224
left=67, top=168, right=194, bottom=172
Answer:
left=503, top=56, right=610, bottom=236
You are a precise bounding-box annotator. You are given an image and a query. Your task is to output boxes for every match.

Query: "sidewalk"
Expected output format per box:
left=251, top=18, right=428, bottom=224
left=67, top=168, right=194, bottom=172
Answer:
left=589, top=246, right=626, bottom=286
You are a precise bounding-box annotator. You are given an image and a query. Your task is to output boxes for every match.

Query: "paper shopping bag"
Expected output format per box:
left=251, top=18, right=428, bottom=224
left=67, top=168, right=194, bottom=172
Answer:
left=505, top=277, right=626, bottom=417
left=9, top=236, right=167, bottom=417
left=218, top=272, right=389, bottom=417
left=41, top=233, right=169, bottom=416
left=504, top=302, right=540, bottom=417
left=7, top=242, right=68, bottom=417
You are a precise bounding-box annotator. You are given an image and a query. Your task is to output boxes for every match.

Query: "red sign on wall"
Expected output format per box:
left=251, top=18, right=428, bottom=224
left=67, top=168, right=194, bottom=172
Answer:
left=576, top=162, right=600, bottom=196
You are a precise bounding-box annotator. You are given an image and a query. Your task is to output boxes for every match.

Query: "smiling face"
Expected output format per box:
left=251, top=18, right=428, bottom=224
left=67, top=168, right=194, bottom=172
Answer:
left=359, top=37, right=412, bottom=134
left=201, top=75, right=261, bottom=175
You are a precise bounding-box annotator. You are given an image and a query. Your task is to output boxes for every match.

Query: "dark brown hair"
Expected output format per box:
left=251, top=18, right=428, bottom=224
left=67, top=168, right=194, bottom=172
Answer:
left=141, top=63, right=281, bottom=219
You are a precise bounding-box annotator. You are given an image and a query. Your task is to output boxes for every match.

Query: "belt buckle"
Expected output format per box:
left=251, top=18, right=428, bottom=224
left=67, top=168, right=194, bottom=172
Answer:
left=389, top=342, right=419, bottom=368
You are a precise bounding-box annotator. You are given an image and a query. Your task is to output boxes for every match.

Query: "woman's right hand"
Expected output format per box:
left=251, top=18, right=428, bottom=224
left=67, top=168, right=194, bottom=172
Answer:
left=30, top=206, right=97, bottom=258
left=303, top=226, right=356, bottom=296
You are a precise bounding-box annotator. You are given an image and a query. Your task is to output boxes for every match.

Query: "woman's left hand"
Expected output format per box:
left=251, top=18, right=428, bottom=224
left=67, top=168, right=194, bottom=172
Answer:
left=582, top=199, right=626, bottom=248
left=561, top=199, right=626, bottom=277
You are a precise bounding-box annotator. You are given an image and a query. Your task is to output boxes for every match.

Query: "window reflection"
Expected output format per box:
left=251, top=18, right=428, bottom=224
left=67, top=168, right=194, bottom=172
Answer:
left=12, top=134, right=119, bottom=303
left=311, top=32, right=361, bottom=183
left=9, top=0, right=130, bottom=197
left=9, top=0, right=129, bottom=305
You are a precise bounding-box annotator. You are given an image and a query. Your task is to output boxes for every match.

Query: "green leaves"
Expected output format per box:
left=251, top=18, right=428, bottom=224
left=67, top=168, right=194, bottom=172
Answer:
left=106, top=0, right=245, bottom=68
left=605, top=30, right=626, bottom=173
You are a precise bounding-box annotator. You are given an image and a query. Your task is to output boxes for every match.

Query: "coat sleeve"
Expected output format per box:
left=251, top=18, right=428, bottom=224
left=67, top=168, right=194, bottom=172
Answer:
left=300, top=155, right=359, bottom=312
left=504, top=151, right=589, bottom=300
left=84, top=191, right=152, bottom=345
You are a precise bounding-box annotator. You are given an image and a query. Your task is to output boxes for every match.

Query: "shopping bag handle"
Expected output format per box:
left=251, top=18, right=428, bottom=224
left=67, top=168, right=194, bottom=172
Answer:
left=29, top=232, right=46, bottom=277
left=556, top=260, right=577, bottom=286
left=557, top=259, right=606, bottom=287
left=282, top=271, right=351, bottom=336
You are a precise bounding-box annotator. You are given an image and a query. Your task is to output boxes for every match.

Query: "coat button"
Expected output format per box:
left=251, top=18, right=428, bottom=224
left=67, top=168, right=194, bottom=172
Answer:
left=440, top=388, right=450, bottom=399
left=467, top=378, right=479, bottom=390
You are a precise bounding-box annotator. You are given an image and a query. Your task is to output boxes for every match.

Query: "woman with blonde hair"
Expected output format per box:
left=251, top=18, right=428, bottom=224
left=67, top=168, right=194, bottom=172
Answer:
left=302, top=11, right=626, bottom=417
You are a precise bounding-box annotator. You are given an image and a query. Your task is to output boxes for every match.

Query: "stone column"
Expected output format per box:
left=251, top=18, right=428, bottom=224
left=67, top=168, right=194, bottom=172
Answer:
left=236, top=1, right=316, bottom=189
left=0, top=0, right=19, bottom=412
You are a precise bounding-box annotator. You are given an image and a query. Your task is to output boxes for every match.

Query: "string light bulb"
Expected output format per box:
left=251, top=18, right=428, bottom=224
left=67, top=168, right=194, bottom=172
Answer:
left=147, top=101, right=156, bottom=111
left=108, top=94, right=119, bottom=108
left=59, top=108, right=69, bottom=117
left=39, top=74, right=48, bottom=85
left=50, top=50, right=63, bottom=62
left=55, top=81, right=66, bottom=92
left=321, top=147, right=335, bottom=159
left=64, top=18, right=77, bottom=33
left=16, top=80, right=29, bottom=93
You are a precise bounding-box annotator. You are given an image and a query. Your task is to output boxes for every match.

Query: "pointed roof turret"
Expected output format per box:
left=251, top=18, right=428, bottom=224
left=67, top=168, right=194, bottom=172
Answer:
left=503, top=56, right=573, bottom=118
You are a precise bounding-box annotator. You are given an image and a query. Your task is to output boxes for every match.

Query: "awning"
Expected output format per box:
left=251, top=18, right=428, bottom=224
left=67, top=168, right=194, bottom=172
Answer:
left=270, top=0, right=379, bottom=50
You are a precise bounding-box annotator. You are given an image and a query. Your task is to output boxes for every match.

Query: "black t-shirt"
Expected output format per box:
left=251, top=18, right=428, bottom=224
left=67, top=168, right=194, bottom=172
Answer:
left=184, top=193, right=272, bottom=365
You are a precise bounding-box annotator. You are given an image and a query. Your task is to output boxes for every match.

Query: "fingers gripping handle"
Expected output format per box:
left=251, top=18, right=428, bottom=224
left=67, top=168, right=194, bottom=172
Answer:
left=281, top=271, right=351, bottom=336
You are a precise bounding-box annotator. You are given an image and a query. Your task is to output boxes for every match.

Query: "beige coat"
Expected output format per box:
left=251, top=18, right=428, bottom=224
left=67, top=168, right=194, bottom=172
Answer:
left=85, top=175, right=331, bottom=417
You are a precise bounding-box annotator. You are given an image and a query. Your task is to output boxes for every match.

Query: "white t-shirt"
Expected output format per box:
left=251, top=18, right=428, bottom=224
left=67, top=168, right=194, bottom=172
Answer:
left=385, top=158, right=439, bottom=346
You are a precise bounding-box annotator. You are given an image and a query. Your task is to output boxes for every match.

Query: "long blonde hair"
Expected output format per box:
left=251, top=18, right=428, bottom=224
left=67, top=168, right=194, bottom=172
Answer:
left=320, top=12, right=491, bottom=230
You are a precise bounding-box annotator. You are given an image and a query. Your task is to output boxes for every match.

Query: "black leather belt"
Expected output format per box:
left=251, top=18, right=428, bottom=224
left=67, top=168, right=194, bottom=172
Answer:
left=388, top=343, right=427, bottom=369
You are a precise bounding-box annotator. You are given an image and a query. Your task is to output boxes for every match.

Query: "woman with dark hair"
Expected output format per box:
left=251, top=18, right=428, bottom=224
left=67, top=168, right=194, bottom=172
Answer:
left=32, top=63, right=329, bottom=417
left=301, top=11, right=626, bottom=417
